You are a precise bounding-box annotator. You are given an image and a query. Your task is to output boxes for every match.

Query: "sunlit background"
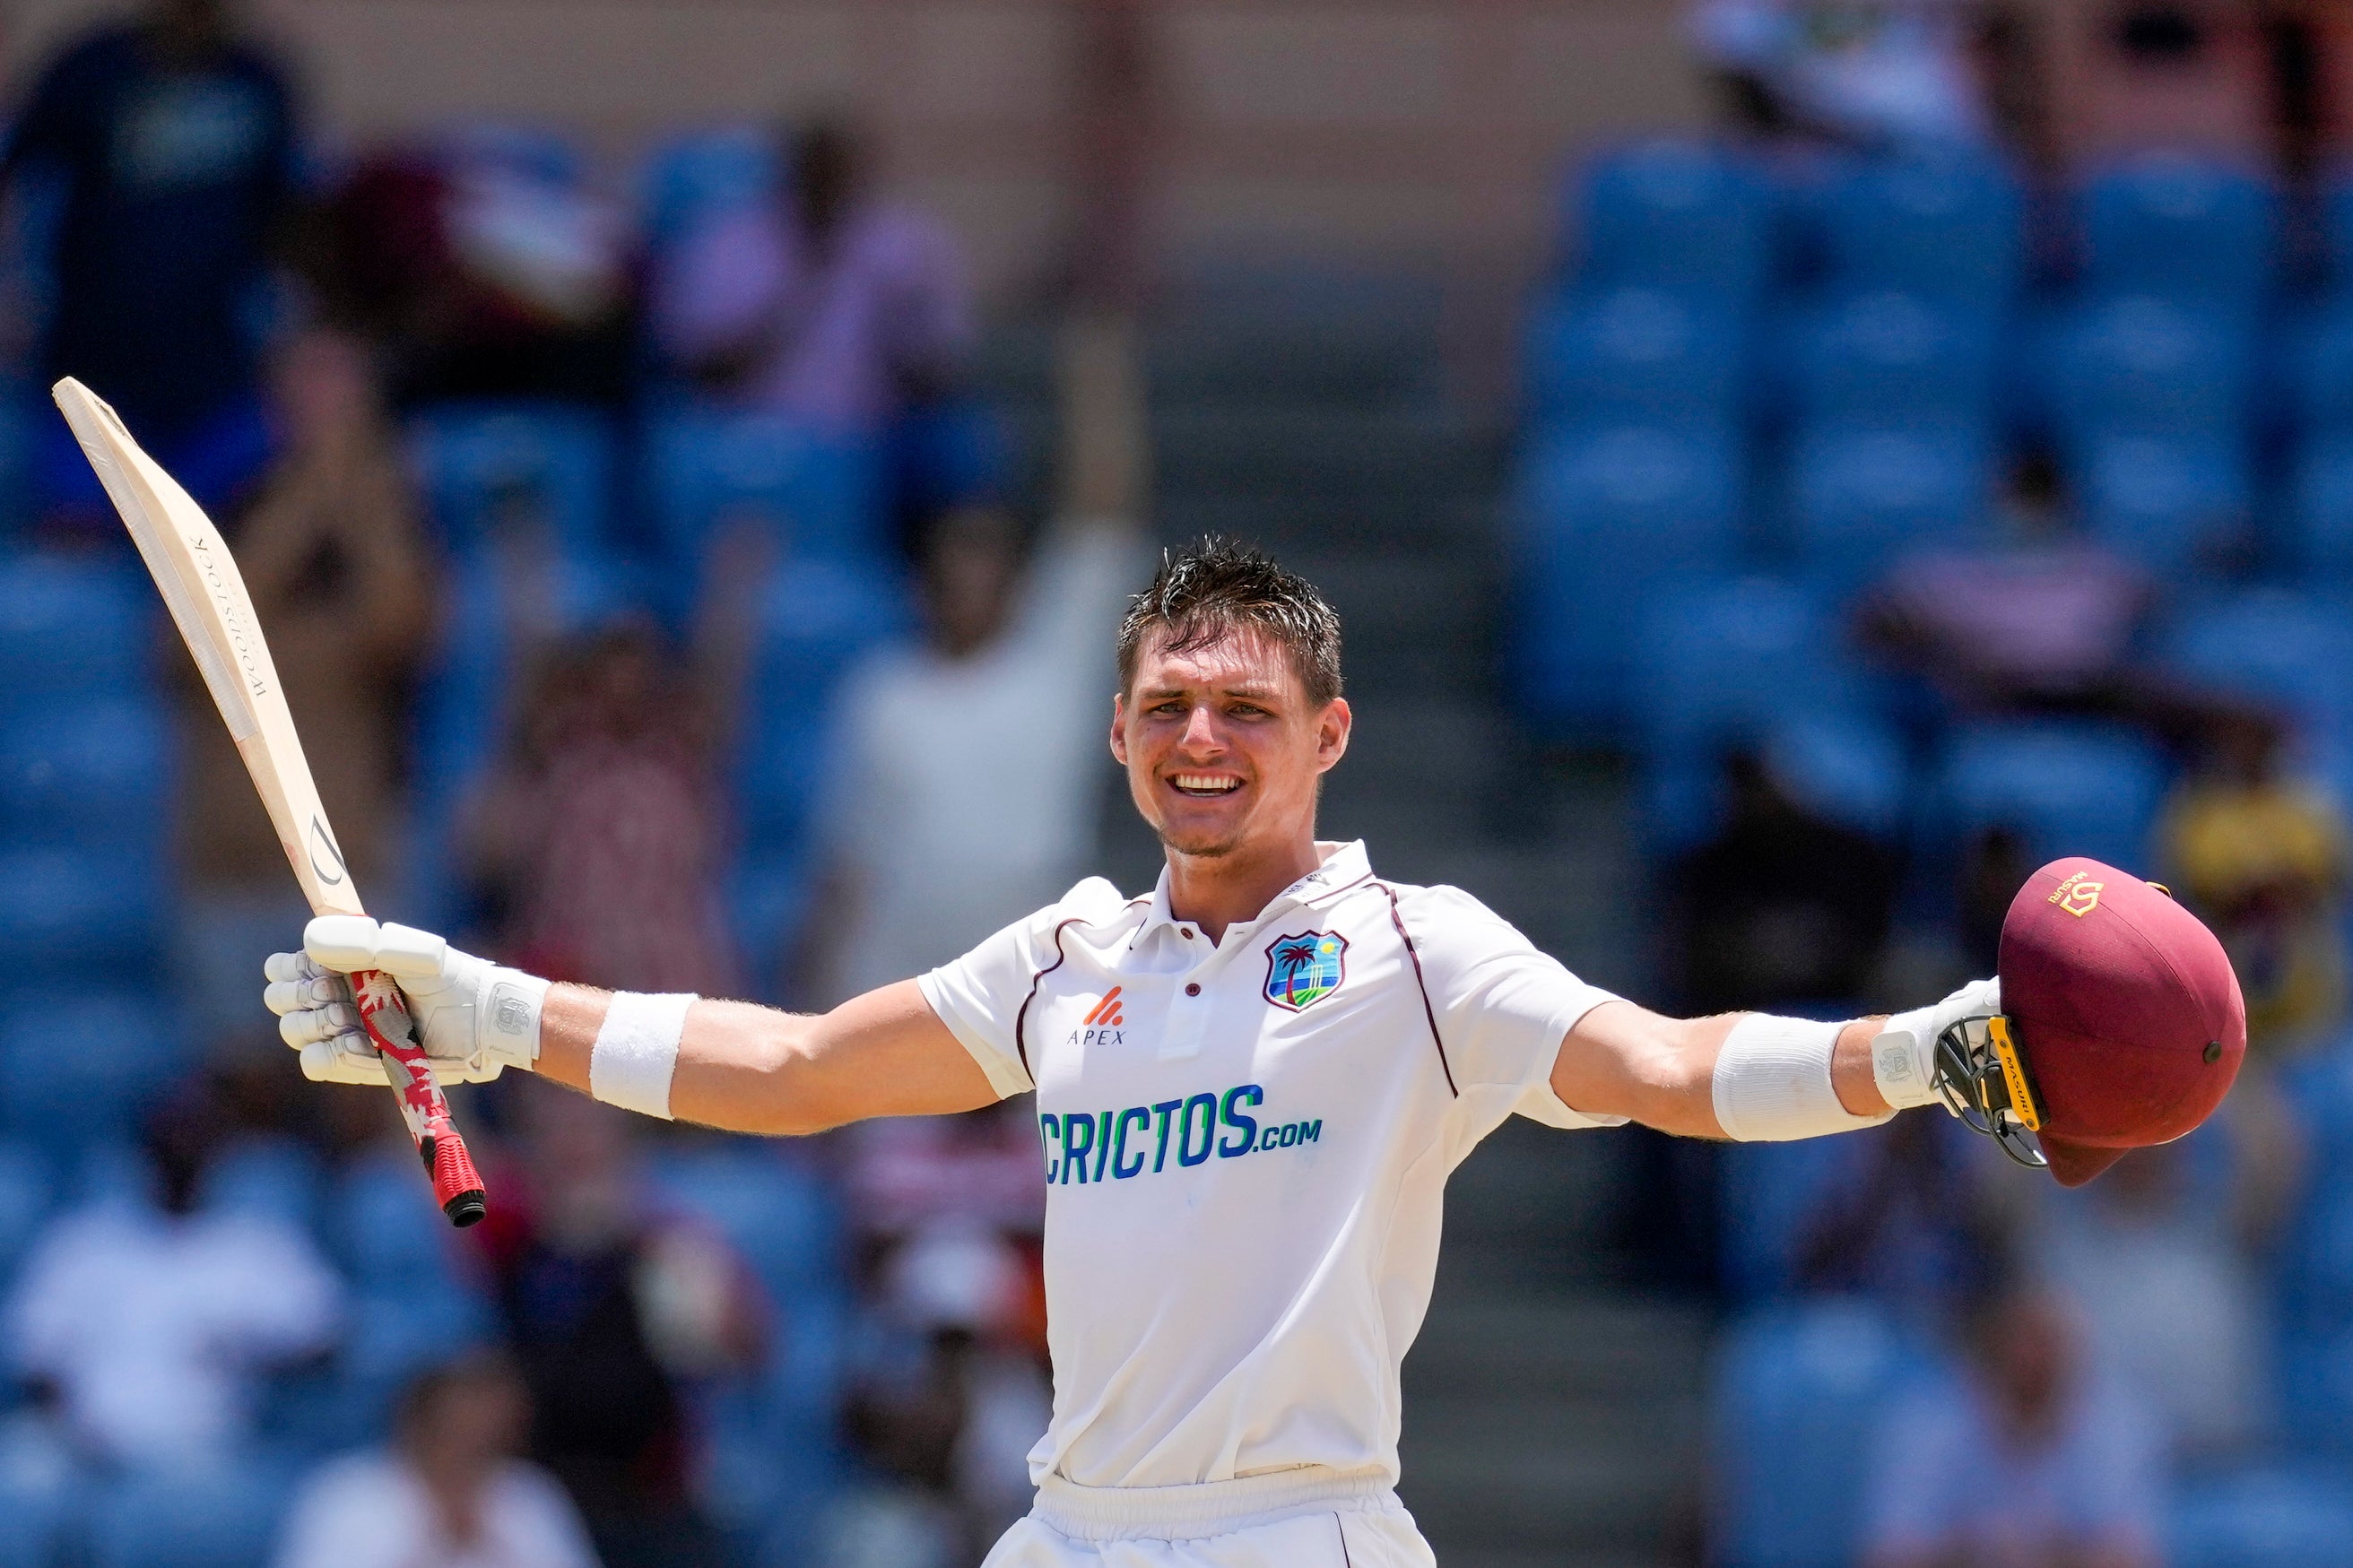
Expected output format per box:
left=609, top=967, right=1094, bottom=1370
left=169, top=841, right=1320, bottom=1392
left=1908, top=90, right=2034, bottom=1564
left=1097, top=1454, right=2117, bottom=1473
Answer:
left=0, top=2, right=2349, bottom=1566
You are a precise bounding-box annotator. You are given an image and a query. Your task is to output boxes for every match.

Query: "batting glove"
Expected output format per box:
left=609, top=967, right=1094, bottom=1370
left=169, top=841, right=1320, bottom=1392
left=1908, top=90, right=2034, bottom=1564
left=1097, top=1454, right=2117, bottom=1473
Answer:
left=1871, top=976, right=2002, bottom=1111
left=263, top=916, right=549, bottom=1087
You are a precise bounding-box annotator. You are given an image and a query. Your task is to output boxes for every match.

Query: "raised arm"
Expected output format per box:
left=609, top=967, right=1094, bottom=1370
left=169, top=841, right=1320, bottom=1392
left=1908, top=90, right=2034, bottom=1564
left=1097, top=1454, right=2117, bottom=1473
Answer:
left=533, top=980, right=999, bottom=1134
left=265, top=920, right=1004, bottom=1137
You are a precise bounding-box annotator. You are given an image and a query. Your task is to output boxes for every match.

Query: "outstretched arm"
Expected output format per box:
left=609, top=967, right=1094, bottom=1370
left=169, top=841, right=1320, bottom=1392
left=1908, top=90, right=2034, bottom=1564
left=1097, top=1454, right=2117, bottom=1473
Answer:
left=1547, top=980, right=2001, bottom=1141
left=1551, top=1002, right=1888, bottom=1139
left=266, top=920, right=1005, bottom=1135
left=533, top=980, right=999, bottom=1134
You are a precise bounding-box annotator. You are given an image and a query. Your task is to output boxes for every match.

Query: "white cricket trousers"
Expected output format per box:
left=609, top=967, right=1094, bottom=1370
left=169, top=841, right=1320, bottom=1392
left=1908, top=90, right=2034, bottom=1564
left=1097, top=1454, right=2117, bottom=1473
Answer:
left=983, top=1466, right=1438, bottom=1568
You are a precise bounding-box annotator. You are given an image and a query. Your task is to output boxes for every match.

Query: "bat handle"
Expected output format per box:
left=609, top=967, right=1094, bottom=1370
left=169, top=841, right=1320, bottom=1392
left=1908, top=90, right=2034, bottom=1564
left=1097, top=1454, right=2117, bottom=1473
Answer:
left=350, top=966, right=489, bottom=1227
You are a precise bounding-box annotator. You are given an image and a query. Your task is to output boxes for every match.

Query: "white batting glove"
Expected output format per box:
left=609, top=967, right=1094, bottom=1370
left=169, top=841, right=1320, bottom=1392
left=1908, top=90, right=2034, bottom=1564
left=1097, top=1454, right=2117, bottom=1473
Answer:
left=1871, top=977, right=2001, bottom=1110
left=263, top=916, right=549, bottom=1087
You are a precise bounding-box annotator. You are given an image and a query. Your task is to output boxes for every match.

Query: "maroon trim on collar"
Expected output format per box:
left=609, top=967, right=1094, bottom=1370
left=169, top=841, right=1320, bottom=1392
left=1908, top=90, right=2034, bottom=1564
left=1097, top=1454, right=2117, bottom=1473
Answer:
left=1015, top=917, right=1090, bottom=1079
left=1376, top=880, right=1457, bottom=1097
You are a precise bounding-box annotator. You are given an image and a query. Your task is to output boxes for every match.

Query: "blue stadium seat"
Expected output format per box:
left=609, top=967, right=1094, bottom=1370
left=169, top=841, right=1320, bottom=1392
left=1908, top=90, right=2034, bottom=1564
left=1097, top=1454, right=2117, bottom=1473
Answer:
left=1510, top=423, right=1747, bottom=733
left=0, top=851, right=162, bottom=984
left=645, top=409, right=883, bottom=567
left=408, top=403, right=617, bottom=557
left=2171, top=1469, right=2353, bottom=1568
left=1571, top=140, right=1776, bottom=308
left=2075, top=429, right=2252, bottom=576
left=2081, top=154, right=2279, bottom=316
left=0, top=1139, right=51, bottom=1295
left=2160, top=589, right=2353, bottom=742
left=87, top=1460, right=294, bottom=1568
left=731, top=851, right=813, bottom=1002
left=1930, top=721, right=2166, bottom=871
left=1633, top=576, right=1858, bottom=762
left=198, top=1136, right=322, bottom=1233
left=1761, top=712, right=1912, bottom=841
left=2277, top=1046, right=2353, bottom=1342
left=0, top=1470, right=70, bottom=1568
left=1713, top=1299, right=1921, bottom=1568
left=0, top=994, right=174, bottom=1153
left=2290, top=433, right=2353, bottom=583
left=1817, top=148, right=2025, bottom=312
left=2283, top=301, right=2353, bottom=435
left=0, top=554, right=151, bottom=706
left=1785, top=291, right=1999, bottom=426
left=0, top=696, right=169, bottom=856
left=1524, top=287, right=1746, bottom=426
left=735, top=557, right=912, bottom=859
left=1784, top=421, right=1991, bottom=589
left=639, top=125, right=778, bottom=245
left=2044, top=296, right=2253, bottom=438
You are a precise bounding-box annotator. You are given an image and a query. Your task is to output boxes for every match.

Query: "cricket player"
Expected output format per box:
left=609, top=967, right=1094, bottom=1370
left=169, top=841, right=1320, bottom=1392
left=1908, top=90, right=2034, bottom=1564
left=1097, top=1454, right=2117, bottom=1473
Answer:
left=264, top=541, right=2227, bottom=1566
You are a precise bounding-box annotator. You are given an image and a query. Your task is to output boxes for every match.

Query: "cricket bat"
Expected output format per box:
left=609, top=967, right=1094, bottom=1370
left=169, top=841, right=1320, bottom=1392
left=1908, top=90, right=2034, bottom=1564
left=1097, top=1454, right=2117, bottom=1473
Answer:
left=52, top=377, right=488, bottom=1226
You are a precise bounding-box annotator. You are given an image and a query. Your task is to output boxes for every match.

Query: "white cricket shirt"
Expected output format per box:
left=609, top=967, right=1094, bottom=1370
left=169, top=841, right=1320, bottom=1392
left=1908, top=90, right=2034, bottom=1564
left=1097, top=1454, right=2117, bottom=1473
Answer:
left=917, top=841, right=1624, bottom=1491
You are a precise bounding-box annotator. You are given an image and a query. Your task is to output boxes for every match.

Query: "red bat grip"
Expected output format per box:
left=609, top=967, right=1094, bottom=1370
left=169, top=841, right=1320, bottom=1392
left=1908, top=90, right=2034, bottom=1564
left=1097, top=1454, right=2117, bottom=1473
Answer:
left=349, top=966, right=489, bottom=1227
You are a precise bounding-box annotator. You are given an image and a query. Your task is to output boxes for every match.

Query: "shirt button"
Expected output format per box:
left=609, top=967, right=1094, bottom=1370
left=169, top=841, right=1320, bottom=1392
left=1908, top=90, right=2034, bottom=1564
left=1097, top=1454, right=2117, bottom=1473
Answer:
left=1180, top=928, right=1194, bottom=940
left=1185, top=983, right=1201, bottom=997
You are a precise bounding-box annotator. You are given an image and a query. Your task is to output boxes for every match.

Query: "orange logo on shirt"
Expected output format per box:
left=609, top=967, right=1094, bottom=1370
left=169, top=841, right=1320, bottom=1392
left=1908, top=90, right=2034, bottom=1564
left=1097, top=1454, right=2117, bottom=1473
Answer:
left=1083, top=987, right=1124, bottom=1027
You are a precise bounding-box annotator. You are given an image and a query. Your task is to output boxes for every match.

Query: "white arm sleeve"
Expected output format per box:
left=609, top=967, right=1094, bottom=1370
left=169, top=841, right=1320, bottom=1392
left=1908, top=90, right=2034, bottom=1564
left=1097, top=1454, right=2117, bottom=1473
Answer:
left=1712, top=1013, right=1896, bottom=1141
left=916, top=878, right=1132, bottom=1100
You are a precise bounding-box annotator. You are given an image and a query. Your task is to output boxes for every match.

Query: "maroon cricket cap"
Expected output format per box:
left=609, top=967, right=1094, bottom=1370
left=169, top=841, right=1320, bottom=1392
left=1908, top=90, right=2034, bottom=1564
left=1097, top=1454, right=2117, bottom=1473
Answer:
left=1998, top=857, right=2245, bottom=1187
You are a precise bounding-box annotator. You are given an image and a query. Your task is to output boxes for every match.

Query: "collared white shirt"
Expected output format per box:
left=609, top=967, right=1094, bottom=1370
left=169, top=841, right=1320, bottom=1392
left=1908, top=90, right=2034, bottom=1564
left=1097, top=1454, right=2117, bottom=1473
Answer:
left=918, top=841, right=1623, bottom=1491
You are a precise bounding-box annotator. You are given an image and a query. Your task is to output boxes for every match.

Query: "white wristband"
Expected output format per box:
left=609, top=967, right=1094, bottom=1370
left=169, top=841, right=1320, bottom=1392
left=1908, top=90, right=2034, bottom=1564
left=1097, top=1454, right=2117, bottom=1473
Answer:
left=588, top=992, right=696, bottom=1120
left=1713, top=1014, right=1897, bottom=1142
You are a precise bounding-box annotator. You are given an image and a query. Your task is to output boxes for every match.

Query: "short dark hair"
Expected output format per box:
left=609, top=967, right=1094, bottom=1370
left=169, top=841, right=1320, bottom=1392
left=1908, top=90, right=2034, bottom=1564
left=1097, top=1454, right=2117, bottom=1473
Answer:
left=1116, top=539, right=1343, bottom=706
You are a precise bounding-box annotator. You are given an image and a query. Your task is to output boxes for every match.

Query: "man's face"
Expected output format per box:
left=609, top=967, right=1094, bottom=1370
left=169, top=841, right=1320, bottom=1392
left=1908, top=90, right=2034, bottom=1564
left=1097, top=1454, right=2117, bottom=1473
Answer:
left=1111, top=627, right=1349, bottom=861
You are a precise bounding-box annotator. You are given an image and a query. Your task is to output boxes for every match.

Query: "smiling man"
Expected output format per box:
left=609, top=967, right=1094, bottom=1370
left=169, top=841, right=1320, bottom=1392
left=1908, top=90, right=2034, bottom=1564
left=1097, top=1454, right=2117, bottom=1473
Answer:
left=268, top=540, right=2009, bottom=1566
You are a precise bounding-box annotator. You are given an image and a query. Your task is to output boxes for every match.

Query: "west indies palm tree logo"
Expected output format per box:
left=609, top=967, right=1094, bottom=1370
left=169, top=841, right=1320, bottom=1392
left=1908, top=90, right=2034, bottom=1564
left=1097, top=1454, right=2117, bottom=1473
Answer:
left=1263, top=931, right=1349, bottom=1011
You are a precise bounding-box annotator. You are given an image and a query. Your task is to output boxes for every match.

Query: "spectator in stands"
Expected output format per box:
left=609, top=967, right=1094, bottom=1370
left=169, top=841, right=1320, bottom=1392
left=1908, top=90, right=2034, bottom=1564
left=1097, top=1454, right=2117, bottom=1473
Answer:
left=2160, top=710, right=2349, bottom=1058
left=178, top=327, right=435, bottom=1054
left=831, top=1226, right=1051, bottom=1565
left=2, top=1084, right=343, bottom=1466
left=803, top=315, right=1146, bottom=1002
left=1690, top=0, right=1992, bottom=147
left=477, top=1079, right=760, bottom=1568
left=650, top=116, right=972, bottom=435
left=1663, top=748, right=1902, bottom=1016
left=1856, top=448, right=2157, bottom=723
left=274, top=1350, right=600, bottom=1568
left=308, top=136, right=633, bottom=406
left=1861, top=1270, right=2163, bottom=1568
left=463, top=619, right=740, bottom=996
left=2, top=0, right=300, bottom=530
left=2035, top=1134, right=2272, bottom=1461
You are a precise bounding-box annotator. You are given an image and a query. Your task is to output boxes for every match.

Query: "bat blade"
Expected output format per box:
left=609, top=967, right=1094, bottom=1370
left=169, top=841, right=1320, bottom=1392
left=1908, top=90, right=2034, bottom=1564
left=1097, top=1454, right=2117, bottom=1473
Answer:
left=51, top=377, right=486, bottom=1226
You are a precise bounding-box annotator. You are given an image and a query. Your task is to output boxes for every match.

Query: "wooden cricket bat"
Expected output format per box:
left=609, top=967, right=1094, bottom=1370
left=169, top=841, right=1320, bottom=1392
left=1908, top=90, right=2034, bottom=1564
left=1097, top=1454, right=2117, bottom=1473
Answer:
left=52, top=377, right=487, bottom=1226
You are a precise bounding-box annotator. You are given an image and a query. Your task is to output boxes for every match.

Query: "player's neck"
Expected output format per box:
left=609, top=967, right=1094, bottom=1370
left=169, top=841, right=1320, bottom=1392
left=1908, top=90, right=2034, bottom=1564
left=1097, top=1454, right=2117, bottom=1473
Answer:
left=1163, top=832, right=1324, bottom=946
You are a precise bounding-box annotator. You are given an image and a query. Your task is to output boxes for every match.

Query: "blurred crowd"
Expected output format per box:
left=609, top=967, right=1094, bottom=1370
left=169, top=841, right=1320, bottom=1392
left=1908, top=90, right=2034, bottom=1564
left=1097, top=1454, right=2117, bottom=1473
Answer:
left=0, top=3, right=1159, bottom=1566
left=1517, top=4, right=2353, bottom=1564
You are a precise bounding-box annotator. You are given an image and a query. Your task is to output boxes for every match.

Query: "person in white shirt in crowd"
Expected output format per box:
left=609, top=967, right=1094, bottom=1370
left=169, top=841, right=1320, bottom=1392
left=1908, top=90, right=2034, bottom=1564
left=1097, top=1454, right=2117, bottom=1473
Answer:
left=1862, top=1271, right=2163, bottom=1568
left=275, top=1349, right=601, bottom=1568
left=4, top=1087, right=342, bottom=1467
left=807, top=315, right=1147, bottom=1004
